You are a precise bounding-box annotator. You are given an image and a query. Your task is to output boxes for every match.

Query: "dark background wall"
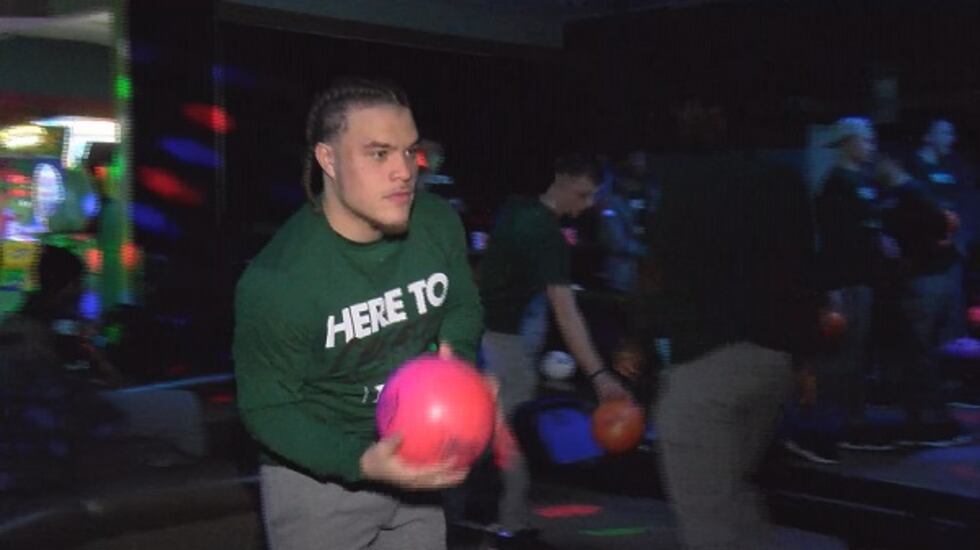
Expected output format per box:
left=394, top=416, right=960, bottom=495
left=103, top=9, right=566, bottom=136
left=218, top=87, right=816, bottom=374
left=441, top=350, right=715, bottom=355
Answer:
left=218, top=20, right=599, bottom=260
left=125, top=0, right=980, bottom=311
left=566, top=0, right=980, bottom=153
left=128, top=2, right=222, bottom=314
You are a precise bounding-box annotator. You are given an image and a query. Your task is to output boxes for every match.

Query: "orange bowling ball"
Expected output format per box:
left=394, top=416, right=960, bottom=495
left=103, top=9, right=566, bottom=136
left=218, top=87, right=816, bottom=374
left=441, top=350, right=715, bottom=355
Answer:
left=591, top=400, right=645, bottom=454
left=819, top=310, right=848, bottom=341
left=967, top=306, right=980, bottom=329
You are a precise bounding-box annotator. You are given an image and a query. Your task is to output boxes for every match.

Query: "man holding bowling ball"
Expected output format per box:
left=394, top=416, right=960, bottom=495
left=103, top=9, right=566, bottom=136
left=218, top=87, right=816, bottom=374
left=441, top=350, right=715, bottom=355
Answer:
left=477, top=153, right=632, bottom=541
left=234, top=77, right=483, bottom=549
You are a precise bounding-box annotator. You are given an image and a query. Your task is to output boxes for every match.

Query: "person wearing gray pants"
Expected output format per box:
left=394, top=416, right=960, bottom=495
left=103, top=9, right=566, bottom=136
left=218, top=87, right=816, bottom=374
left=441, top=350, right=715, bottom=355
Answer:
left=656, top=343, right=794, bottom=549
left=476, top=155, right=631, bottom=541
left=260, top=465, right=445, bottom=550
left=234, top=79, right=485, bottom=550
left=646, top=147, right=821, bottom=549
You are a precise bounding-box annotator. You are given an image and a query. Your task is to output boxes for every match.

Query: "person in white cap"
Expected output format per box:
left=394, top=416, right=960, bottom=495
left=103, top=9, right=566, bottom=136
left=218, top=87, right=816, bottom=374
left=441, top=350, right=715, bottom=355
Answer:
left=788, top=117, right=896, bottom=463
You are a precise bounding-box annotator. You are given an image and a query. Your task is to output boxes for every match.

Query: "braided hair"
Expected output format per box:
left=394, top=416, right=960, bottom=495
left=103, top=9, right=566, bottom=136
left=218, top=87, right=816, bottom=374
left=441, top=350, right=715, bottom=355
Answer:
left=301, top=77, right=411, bottom=210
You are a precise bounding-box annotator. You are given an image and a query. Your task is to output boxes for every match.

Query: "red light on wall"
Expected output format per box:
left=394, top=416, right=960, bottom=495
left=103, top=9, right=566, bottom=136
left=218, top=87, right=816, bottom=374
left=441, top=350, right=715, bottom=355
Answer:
left=3, top=173, right=30, bottom=185
left=416, top=150, right=428, bottom=169
left=137, top=166, right=205, bottom=207
left=182, top=103, right=235, bottom=134
left=9, top=188, right=30, bottom=198
left=121, top=241, right=140, bottom=270
left=85, top=248, right=103, bottom=273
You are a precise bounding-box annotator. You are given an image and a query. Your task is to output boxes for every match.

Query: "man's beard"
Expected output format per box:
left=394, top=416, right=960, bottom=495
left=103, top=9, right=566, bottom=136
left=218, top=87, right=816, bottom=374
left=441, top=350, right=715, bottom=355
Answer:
left=375, top=219, right=410, bottom=236
left=362, top=202, right=412, bottom=237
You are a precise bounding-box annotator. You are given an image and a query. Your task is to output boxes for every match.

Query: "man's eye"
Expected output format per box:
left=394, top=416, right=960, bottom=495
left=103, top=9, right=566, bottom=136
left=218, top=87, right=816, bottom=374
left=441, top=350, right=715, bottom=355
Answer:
left=371, top=150, right=388, bottom=160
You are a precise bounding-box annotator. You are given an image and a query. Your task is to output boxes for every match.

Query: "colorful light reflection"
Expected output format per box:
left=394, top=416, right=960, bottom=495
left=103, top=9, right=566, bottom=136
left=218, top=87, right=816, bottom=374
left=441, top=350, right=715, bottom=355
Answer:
left=182, top=104, right=235, bottom=134
left=534, top=504, right=602, bottom=519
left=79, top=288, right=101, bottom=321
left=85, top=248, right=103, bottom=273
left=131, top=202, right=182, bottom=238
left=159, top=138, right=219, bottom=169
left=137, top=166, right=204, bottom=207
left=121, top=241, right=140, bottom=270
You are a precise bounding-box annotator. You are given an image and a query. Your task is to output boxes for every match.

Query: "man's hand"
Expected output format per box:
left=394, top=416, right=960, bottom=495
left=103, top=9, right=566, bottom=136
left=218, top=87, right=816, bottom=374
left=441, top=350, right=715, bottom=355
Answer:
left=359, top=435, right=468, bottom=491
left=438, top=342, right=454, bottom=360
left=612, top=344, right=645, bottom=380
left=438, top=342, right=516, bottom=469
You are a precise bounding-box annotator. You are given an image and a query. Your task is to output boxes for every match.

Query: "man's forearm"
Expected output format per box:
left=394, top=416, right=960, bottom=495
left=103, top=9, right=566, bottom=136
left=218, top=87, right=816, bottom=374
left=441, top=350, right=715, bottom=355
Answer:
left=548, top=286, right=604, bottom=376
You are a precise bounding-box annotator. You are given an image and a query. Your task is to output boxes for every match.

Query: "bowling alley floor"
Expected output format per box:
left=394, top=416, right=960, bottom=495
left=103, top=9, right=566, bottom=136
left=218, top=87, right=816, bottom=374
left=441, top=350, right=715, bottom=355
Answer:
left=448, top=479, right=846, bottom=549
left=444, top=401, right=980, bottom=549
left=1, top=453, right=845, bottom=550
left=4, top=393, right=977, bottom=549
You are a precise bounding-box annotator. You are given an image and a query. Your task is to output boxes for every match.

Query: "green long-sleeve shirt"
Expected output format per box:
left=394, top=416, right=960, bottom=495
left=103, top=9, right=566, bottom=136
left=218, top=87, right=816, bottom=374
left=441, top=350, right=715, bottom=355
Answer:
left=233, top=192, right=482, bottom=482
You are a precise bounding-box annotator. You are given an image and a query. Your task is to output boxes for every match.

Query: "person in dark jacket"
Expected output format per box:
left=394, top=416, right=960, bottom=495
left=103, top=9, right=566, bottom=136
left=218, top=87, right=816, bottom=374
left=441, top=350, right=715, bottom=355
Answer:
left=878, top=157, right=970, bottom=447
left=648, top=149, right=821, bottom=549
left=908, top=119, right=974, bottom=340
left=795, top=117, right=898, bottom=461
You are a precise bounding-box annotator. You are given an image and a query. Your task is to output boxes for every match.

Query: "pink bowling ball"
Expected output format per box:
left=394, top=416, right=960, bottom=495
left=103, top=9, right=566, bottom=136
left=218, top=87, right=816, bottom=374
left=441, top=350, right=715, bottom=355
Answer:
left=376, top=355, right=495, bottom=468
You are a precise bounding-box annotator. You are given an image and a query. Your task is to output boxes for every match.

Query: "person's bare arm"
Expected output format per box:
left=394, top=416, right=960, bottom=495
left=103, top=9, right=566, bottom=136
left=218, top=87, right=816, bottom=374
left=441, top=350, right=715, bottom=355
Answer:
left=547, top=284, right=631, bottom=402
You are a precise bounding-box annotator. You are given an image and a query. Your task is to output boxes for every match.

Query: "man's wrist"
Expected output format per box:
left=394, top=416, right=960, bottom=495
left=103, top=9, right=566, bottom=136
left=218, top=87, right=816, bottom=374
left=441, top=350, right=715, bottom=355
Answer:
left=587, top=368, right=611, bottom=381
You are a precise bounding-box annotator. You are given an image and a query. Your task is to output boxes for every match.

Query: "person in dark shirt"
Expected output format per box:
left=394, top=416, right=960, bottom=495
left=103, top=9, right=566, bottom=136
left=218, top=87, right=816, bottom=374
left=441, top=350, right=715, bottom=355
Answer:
left=1, top=246, right=206, bottom=493
left=234, top=78, right=484, bottom=550
left=647, top=149, right=821, bottom=549
left=1, top=245, right=114, bottom=492
left=477, top=154, right=630, bottom=540
left=909, top=118, right=975, bottom=337
left=596, top=151, right=657, bottom=294
left=911, top=119, right=972, bottom=192
left=795, top=117, right=898, bottom=461
left=878, top=157, right=970, bottom=447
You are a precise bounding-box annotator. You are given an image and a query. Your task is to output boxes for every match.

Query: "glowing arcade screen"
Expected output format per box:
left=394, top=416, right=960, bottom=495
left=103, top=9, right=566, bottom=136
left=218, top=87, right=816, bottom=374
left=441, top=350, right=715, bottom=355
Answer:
left=0, top=120, right=115, bottom=239
left=0, top=124, right=64, bottom=159
left=0, top=122, right=119, bottom=317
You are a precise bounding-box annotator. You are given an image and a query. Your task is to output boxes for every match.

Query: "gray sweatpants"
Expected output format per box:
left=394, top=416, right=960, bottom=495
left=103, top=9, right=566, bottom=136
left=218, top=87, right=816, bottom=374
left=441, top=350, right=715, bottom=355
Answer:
left=656, top=342, right=794, bottom=550
left=478, top=294, right=550, bottom=532
left=260, top=465, right=445, bottom=550
left=480, top=330, right=538, bottom=532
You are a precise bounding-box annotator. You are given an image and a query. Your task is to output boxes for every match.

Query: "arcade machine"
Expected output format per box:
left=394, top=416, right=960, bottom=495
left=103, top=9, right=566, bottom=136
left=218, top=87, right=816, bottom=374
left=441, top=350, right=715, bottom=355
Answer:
left=0, top=119, right=134, bottom=320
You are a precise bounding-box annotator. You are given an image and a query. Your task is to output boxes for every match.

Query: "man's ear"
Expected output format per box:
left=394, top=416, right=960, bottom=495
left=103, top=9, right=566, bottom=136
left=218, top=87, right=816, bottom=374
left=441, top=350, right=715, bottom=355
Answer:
left=314, top=142, right=337, bottom=182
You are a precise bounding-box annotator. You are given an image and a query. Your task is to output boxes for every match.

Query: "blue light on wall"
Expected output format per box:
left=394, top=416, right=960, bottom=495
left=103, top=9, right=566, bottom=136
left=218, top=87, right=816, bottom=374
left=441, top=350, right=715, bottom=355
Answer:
left=82, top=192, right=100, bottom=218
left=211, top=64, right=256, bottom=88
left=79, top=289, right=101, bottom=321
left=132, top=202, right=182, bottom=238
left=159, top=137, right=219, bottom=168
